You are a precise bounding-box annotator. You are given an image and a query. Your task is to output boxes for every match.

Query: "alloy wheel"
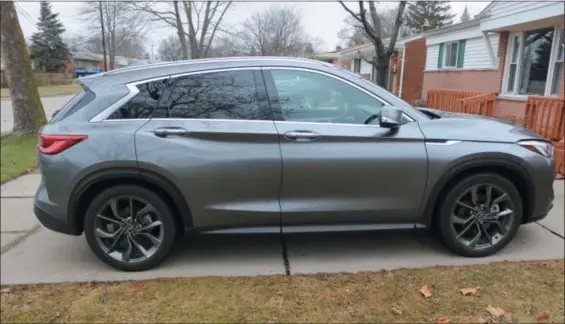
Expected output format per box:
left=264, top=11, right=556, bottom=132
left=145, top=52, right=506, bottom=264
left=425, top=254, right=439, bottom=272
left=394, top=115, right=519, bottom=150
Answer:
left=94, top=195, right=164, bottom=263
left=450, top=183, right=515, bottom=250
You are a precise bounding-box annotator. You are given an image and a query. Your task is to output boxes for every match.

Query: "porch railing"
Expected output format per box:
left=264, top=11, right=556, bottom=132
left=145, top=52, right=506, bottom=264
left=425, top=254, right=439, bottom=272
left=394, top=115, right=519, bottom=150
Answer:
left=456, top=93, right=496, bottom=116
left=523, top=96, right=564, bottom=142
left=426, top=89, right=483, bottom=113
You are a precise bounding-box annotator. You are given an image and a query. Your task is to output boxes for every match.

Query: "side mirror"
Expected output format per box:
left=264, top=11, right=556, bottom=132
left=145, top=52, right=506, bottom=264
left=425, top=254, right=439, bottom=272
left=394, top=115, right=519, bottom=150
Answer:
left=379, top=106, right=403, bottom=128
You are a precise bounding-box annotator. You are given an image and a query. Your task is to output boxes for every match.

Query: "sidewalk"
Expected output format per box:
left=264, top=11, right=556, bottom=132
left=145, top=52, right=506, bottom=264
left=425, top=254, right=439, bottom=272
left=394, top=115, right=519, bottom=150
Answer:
left=0, top=173, right=41, bottom=253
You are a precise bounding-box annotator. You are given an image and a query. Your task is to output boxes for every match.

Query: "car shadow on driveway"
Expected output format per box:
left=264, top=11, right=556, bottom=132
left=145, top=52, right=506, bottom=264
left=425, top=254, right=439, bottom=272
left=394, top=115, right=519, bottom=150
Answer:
left=1, top=223, right=562, bottom=285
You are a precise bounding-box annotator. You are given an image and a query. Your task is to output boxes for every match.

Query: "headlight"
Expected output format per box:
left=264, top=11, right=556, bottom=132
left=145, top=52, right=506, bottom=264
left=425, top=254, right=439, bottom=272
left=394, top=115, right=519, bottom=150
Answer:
left=517, top=140, right=555, bottom=160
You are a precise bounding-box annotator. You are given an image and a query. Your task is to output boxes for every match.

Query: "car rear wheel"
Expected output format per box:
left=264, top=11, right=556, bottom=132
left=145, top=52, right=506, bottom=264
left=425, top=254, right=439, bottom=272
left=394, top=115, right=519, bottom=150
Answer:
left=84, top=185, right=177, bottom=271
left=437, top=173, right=523, bottom=257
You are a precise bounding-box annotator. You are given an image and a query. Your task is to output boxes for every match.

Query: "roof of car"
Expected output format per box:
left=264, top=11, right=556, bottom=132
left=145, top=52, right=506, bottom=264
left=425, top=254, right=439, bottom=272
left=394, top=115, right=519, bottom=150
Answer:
left=77, top=56, right=337, bottom=89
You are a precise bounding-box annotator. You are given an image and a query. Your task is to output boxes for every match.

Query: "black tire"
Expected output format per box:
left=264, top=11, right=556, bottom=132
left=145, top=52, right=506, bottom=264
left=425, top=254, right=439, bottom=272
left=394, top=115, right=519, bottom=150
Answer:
left=437, top=173, right=523, bottom=257
left=84, top=185, right=177, bottom=271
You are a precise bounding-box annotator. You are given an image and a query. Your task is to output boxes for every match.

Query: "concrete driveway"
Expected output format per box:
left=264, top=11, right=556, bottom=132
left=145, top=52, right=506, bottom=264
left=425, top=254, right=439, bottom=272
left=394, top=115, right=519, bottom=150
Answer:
left=0, top=94, right=75, bottom=133
left=1, top=174, right=563, bottom=285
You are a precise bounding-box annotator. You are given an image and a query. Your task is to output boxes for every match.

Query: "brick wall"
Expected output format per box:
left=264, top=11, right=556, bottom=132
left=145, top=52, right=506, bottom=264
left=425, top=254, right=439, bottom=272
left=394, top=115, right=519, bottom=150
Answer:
left=400, top=38, right=426, bottom=105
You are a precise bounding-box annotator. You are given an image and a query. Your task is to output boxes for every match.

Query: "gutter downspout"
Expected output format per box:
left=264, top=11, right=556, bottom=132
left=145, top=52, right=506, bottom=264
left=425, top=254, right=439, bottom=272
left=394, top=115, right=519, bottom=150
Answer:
left=398, top=47, right=407, bottom=99
left=482, top=31, right=497, bottom=67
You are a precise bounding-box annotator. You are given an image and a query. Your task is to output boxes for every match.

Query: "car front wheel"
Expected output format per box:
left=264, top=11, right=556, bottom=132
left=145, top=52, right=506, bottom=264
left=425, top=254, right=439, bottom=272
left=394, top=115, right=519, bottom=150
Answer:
left=437, top=173, right=523, bottom=257
left=84, top=185, right=177, bottom=271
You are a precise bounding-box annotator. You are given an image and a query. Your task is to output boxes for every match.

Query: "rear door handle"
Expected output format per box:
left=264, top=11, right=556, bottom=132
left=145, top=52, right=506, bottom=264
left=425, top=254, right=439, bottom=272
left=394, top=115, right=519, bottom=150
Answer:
left=153, top=127, right=188, bottom=137
left=284, top=130, right=320, bottom=141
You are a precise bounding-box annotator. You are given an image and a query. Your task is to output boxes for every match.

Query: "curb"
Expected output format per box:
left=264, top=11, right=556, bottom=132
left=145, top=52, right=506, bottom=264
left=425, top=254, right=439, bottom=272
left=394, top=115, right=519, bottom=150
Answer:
left=0, top=91, right=78, bottom=101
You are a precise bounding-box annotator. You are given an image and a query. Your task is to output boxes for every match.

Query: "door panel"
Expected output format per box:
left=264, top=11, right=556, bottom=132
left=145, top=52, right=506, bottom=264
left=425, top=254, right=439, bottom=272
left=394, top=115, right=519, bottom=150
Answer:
left=275, top=121, right=427, bottom=225
left=134, top=69, right=282, bottom=229
left=136, top=119, right=282, bottom=229
left=262, top=68, right=428, bottom=226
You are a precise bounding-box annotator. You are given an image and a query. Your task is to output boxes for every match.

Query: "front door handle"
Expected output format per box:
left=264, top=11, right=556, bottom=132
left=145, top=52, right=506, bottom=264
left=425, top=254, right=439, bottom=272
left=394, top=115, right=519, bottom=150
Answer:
left=153, top=127, right=188, bottom=137
left=284, top=130, right=320, bottom=141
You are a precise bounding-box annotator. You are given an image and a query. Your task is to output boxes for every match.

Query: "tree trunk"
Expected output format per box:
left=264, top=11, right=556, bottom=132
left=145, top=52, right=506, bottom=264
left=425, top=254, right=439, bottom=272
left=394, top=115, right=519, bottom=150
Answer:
left=173, top=1, right=189, bottom=60
left=0, top=1, right=47, bottom=136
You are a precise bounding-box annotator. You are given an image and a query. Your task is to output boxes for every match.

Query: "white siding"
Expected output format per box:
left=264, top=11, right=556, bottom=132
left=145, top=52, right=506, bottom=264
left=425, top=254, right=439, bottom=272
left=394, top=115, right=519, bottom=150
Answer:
left=480, top=1, right=564, bottom=31
left=425, top=44, right=439, bottom=70
left=360, top=60, right=372, bottom=75
left=463, top=34, right=499, bottom=69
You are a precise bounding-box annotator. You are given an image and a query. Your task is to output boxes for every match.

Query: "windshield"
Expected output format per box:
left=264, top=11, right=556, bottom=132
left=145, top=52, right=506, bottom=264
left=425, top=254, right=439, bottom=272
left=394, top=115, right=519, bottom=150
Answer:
left=330, top=64, right=432, bottom=120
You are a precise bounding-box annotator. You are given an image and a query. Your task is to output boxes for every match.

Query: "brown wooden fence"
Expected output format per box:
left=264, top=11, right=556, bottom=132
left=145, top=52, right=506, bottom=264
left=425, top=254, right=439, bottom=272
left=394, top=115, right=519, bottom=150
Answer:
left=426, top=89, right=482, bottom=112
left=522, top=96, right=564, bottom=142
left=456, top=92, right=496, bottom=116
left=0, top=71, right=74, bottom=88
left=555, top=140, right=565, bottom=177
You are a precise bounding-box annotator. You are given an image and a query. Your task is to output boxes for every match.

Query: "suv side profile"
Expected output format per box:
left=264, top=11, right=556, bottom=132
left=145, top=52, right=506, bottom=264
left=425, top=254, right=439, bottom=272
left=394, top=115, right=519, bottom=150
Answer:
left=34, top=57, right=556, bottom=271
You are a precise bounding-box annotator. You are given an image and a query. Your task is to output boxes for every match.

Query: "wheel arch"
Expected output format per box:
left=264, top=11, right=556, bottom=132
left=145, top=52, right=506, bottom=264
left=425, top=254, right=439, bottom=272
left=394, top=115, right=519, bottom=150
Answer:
left=68, top=167, right=192, bottom=234
left=421, top=156, right=535, bottom=227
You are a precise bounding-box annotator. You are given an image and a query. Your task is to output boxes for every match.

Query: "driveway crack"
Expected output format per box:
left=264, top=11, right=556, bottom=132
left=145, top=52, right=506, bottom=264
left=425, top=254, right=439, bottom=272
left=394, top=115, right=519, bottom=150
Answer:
left=280, top=234, right=291, bottom=276
left=535, top=222, right=564, bottom=239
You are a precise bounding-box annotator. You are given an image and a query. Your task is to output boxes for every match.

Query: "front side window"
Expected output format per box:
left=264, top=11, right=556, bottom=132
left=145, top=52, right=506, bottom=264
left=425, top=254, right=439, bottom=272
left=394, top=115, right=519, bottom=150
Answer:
left=444, top=42, right=458, bottom=67
left=165, top=70, right=266, bottom=120
left=504, top=26, right=563, bottom=96
left=270, top=69, right=384, bottom=125
left=107, top=79, right=169, bottom=119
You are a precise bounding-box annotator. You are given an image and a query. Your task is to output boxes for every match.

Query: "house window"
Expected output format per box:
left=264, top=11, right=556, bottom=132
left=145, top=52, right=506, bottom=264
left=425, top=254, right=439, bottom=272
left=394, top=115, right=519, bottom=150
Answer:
left=551, top=28, right=564, bottom=95
left=444, top=42, right=458, bottom=67
left=504, top=26, right=564, bottom=96
left=353, top=58, right=361, bottom=73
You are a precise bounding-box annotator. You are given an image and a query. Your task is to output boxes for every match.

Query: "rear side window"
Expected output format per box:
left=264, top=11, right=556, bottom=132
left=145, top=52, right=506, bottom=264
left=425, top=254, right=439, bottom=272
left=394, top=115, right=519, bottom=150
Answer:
left=49, top=88, right=95, bottom=122
left=162, top=70, right=268, bottom=120
left=107, top=79, right=169, bottom=119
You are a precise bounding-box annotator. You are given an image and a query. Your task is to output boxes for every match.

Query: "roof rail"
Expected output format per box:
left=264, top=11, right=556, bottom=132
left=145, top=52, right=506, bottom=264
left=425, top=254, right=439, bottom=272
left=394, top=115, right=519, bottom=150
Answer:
left=102, top=56, right=326, bottom=76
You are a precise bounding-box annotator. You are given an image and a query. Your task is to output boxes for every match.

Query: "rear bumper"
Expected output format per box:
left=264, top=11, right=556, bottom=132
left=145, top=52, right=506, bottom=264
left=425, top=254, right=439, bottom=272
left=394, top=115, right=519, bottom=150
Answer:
left=34, top=203, right=80, bottom=236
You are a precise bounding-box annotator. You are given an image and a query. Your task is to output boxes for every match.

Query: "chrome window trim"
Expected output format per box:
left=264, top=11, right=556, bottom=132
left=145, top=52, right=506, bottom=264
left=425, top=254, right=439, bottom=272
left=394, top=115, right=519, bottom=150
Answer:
left=92, top=65, right=416, bottom=126
left=425, top=140, right=462, bottom=146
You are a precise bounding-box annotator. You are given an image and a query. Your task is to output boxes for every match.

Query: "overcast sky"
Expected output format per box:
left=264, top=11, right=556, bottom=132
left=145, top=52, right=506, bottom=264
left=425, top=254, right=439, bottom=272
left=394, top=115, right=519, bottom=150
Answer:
left=15, top=1, right=490, bottom=56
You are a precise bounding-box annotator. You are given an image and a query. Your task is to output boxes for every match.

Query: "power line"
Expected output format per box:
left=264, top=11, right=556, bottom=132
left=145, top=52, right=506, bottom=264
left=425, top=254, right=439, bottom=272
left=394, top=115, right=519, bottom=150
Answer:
left=14, top=3, right=36, bottom=27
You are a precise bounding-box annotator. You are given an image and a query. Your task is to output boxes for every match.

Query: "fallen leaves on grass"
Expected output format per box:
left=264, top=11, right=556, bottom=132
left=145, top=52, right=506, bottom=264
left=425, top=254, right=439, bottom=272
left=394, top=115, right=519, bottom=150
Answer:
left=486, top=305, right=512, bottom=321
left=477, top=316, right=489, bottom=324
left=0, top=287, right=12, bottom=294
left=459, top=287, right=478, bottom=296
left=436, top=317, right=450, bottom=323
left=134, top=285, right=144, bottom=292
left=486, top=305, right=505, bottom=318
left=391, top=304, right=402, bottom=316
left=420, top=284, right=432, bottom=298
left=536, top=312, right=551, bottom=322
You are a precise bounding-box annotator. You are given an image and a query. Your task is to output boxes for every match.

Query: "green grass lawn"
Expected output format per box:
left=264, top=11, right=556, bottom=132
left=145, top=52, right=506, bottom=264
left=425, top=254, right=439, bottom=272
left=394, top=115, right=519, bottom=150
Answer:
left=1, top=259, right=563, bottom=323
left=0, top=84, right=81, bottom=98
left=0, top=132, right=38, bottom=183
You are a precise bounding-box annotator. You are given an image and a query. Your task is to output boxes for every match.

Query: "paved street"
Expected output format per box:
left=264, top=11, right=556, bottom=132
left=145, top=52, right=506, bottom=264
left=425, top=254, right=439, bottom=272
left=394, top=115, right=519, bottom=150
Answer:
left=0, top=94, right=75, bottom=133
left=1, top=173, right=563, bottom=285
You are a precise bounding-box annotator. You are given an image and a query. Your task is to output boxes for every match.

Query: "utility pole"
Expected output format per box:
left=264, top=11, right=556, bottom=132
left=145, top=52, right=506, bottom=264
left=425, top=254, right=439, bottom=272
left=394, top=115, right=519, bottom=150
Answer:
left=98, top=1, right=108, bottom=71
left=0, top=1, right=47, bottom=135
left=151, top=43, right=154, bottom=61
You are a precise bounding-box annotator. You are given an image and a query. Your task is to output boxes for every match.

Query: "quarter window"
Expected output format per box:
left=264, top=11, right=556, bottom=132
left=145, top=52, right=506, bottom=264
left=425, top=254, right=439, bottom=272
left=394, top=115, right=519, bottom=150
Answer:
left=107, top=79, right=169, bottom=119
left=166, top=70, right=266, bottom=120
left=269, top=69, right=384, bottom=125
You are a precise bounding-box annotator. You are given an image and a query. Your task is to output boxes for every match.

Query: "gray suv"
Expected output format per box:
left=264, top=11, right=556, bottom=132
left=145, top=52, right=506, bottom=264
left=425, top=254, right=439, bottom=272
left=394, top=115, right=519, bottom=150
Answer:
left=34, top=57, right=556, bottom=271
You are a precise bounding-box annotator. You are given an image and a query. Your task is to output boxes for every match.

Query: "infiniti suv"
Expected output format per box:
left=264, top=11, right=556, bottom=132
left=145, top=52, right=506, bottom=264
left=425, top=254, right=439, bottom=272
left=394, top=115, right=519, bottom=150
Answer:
left=34, top=57, right=556, bottom=271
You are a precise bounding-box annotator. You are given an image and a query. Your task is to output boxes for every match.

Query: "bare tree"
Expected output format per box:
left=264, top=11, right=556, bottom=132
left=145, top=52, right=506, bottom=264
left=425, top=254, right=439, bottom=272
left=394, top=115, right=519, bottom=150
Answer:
left=239, top=5, right=314, bottom=57
left=80, top=1, right=148, bottom=69
left=339, top=1, right=407, bottom=87
left=337, top=8, right=403, bottom=49
left=0, top=1, right=47, bottom=135
left=158, top=35, right=184, bottom=61
left=132, top=1, right=232, bottom=59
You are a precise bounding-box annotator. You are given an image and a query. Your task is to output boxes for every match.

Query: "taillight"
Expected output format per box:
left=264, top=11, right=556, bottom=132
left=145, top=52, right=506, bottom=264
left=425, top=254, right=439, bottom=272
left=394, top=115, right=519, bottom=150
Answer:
left=38, top=135, right=87, bottom=155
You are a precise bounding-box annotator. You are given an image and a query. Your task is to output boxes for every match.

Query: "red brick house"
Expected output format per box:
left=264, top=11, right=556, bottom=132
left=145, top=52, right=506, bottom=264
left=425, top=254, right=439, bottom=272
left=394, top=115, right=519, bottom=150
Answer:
left=421, top=1, right=564, bottom=120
